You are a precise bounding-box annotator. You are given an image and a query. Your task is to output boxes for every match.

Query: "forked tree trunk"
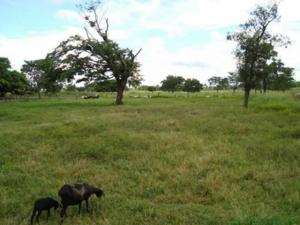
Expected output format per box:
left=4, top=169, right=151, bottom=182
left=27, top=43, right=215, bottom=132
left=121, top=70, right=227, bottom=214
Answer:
left=244, top=87, right=251, bottom=108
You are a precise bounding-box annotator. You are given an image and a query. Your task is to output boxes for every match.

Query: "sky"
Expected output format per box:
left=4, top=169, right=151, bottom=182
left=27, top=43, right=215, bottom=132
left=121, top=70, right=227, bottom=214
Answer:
left=0, top=0, right=299, bottom=85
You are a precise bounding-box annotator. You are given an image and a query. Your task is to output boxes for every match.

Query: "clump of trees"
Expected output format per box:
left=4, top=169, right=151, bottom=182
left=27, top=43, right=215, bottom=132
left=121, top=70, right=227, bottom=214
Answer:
left=161, top=75, right=203, bottom=92
left=227, top=3, right=294, bottom=107
left=208, top=76, right=229, bottom=91
left=0, top=57, right=27, bottom=97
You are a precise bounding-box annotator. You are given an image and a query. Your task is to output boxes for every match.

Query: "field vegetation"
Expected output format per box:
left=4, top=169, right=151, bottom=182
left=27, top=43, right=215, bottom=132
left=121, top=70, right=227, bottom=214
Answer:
left=0, top=90, right=299, bottom=225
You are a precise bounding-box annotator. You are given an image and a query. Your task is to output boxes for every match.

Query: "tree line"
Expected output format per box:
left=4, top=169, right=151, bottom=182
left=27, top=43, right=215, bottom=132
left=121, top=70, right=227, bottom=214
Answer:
left=0, top=1, right=298, bottom=107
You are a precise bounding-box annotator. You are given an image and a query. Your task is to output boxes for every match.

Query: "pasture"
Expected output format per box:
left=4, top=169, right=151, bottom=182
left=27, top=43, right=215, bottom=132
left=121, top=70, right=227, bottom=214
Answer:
left=0, top=91, right=299, bottom=225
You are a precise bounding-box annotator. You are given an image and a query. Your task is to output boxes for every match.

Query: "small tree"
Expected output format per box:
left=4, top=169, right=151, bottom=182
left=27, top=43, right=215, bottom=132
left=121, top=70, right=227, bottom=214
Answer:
left=227, top=3, right=289, bottom=107
left=50, top=1, right=142, bottom=105
left=21, top=58, right=63, bottom=97
left=161, top=75, right=185, bottom=92
left=183, top=78, right=203, bottom=92
left=208, top=76, right=230, bottom=91
left=228, top=72, right=240, bottom=92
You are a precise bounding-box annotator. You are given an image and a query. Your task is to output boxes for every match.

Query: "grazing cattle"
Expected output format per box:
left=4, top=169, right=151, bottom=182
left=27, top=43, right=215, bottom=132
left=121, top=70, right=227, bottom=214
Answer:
left=58, top=183, right=103, bottom=220
left=30, top=197, right=59, bottom=225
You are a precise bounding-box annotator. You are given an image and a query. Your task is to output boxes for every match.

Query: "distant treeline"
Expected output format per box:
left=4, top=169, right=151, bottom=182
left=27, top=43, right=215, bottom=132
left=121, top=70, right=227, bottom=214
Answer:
left=0, top=56, right=298, bottom=99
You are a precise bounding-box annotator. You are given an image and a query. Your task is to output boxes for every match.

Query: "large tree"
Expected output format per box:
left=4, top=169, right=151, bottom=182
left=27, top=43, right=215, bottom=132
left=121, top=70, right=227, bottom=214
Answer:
left=50, top=1, right=142, bottom=105
left=227, top=3, right=289, bottom=107
left=161, top=75, right=185, bottom=92
left=0, top=57, right=27, bottom=97
left=183, top=78, right=203, bottom=92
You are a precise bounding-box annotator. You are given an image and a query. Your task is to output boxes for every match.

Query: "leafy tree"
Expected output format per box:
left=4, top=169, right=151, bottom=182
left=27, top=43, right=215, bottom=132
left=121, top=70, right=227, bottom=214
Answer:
left=208, top=76, right=229, bottom=91
left=220, top=77, right=230, bottom=90
left=269, top=65, right=295, bottom=91
left=128, top=74, right=143, bottom=89
left=208, top=76, right=222, bottom=90
left=50, top=1, right=142, bottom=105
left=0, top=57, right=10, bottom=75
left=227, top=3, right=289, bottom=107
left=260, top=59, right=295, bottom=92
left=0, top=57, right=28, bottom=97
left=21, top=58, right=63, bottom=96
left=161, top=75, right=185, bottom=92
left=228, top=72, right=240, bottom=92
left=183, top=78, right=203, bottom=92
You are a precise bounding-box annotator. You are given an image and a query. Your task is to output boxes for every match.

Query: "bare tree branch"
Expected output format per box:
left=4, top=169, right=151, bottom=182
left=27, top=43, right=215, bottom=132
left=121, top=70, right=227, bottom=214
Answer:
left=134, top=48, right=142, bottom=59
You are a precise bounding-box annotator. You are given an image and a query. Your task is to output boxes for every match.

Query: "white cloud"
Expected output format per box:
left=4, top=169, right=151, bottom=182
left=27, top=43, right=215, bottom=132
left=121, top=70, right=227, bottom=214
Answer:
left=139, top=33, right=236, bottom=85
left=1, top=0, right=300, bottom=84
left=55, top=9, right=82, bottom=22
left=0, top=27, right=82, bottom=70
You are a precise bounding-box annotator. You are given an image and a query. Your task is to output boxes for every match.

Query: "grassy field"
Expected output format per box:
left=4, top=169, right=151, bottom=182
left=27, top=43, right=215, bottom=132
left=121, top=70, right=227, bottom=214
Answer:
left=0, top=91, right=299, bottom=225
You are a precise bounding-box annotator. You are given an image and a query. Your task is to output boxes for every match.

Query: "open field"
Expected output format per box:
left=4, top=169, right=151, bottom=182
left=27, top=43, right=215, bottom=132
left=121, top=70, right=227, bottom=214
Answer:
left=0, top=91, right=299, bottom=225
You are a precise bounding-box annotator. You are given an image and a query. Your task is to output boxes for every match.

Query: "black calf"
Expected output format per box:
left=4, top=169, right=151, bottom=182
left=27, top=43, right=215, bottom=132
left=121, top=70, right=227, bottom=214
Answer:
left=30, top=197, right=59, bottom=224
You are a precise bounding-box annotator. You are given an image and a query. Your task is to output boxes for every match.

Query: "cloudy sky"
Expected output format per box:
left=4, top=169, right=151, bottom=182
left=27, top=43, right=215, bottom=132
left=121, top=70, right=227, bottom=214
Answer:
left=0, top=0, right=299, bottom=84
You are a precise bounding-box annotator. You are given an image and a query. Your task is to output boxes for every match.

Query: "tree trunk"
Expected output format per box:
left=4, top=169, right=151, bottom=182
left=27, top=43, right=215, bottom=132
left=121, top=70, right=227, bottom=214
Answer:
left=262, top=79, right=267, bottom=94
left=244, top=87, right=251, bottom=108
left=115, top=81, right=126, bottom=105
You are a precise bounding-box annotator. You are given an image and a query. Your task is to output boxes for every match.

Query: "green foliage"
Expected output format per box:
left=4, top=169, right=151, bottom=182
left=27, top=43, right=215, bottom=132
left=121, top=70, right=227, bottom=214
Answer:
left=227, top=3, right=289, bottom=107
left=0, top=57, right=11, bottom=74
left=183, top=78, right=203, bottom=92
left=161, top=75, right=185, bottom=92
left=87, top=79, right=117, bottom=92
left=50, top=0, right=142, bottom=105
left=268, top=66, right=295, bottom=91
left=208, top=76, right=229, bottom=90
left=21, top=58, right=63, bottom=94
left=228, top=72, right=241, bottom=91
left=0, top=57, right=28, bottom=97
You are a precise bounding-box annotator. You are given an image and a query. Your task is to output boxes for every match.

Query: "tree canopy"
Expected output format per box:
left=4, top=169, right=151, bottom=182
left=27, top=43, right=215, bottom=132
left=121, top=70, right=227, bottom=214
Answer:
left=183, top=78, right=203, bottom=92
left=0, top=57, right=27, bottom=97
left=21, top=58, right=63, bottom=95
left=161, top=75, right=185, bottom=92
left=208, top=76, right=229, bottom=91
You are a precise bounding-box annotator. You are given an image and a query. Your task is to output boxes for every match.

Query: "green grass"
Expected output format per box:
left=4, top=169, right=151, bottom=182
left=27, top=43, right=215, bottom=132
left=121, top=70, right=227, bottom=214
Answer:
left=0, top=91, right=299, bottom=225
